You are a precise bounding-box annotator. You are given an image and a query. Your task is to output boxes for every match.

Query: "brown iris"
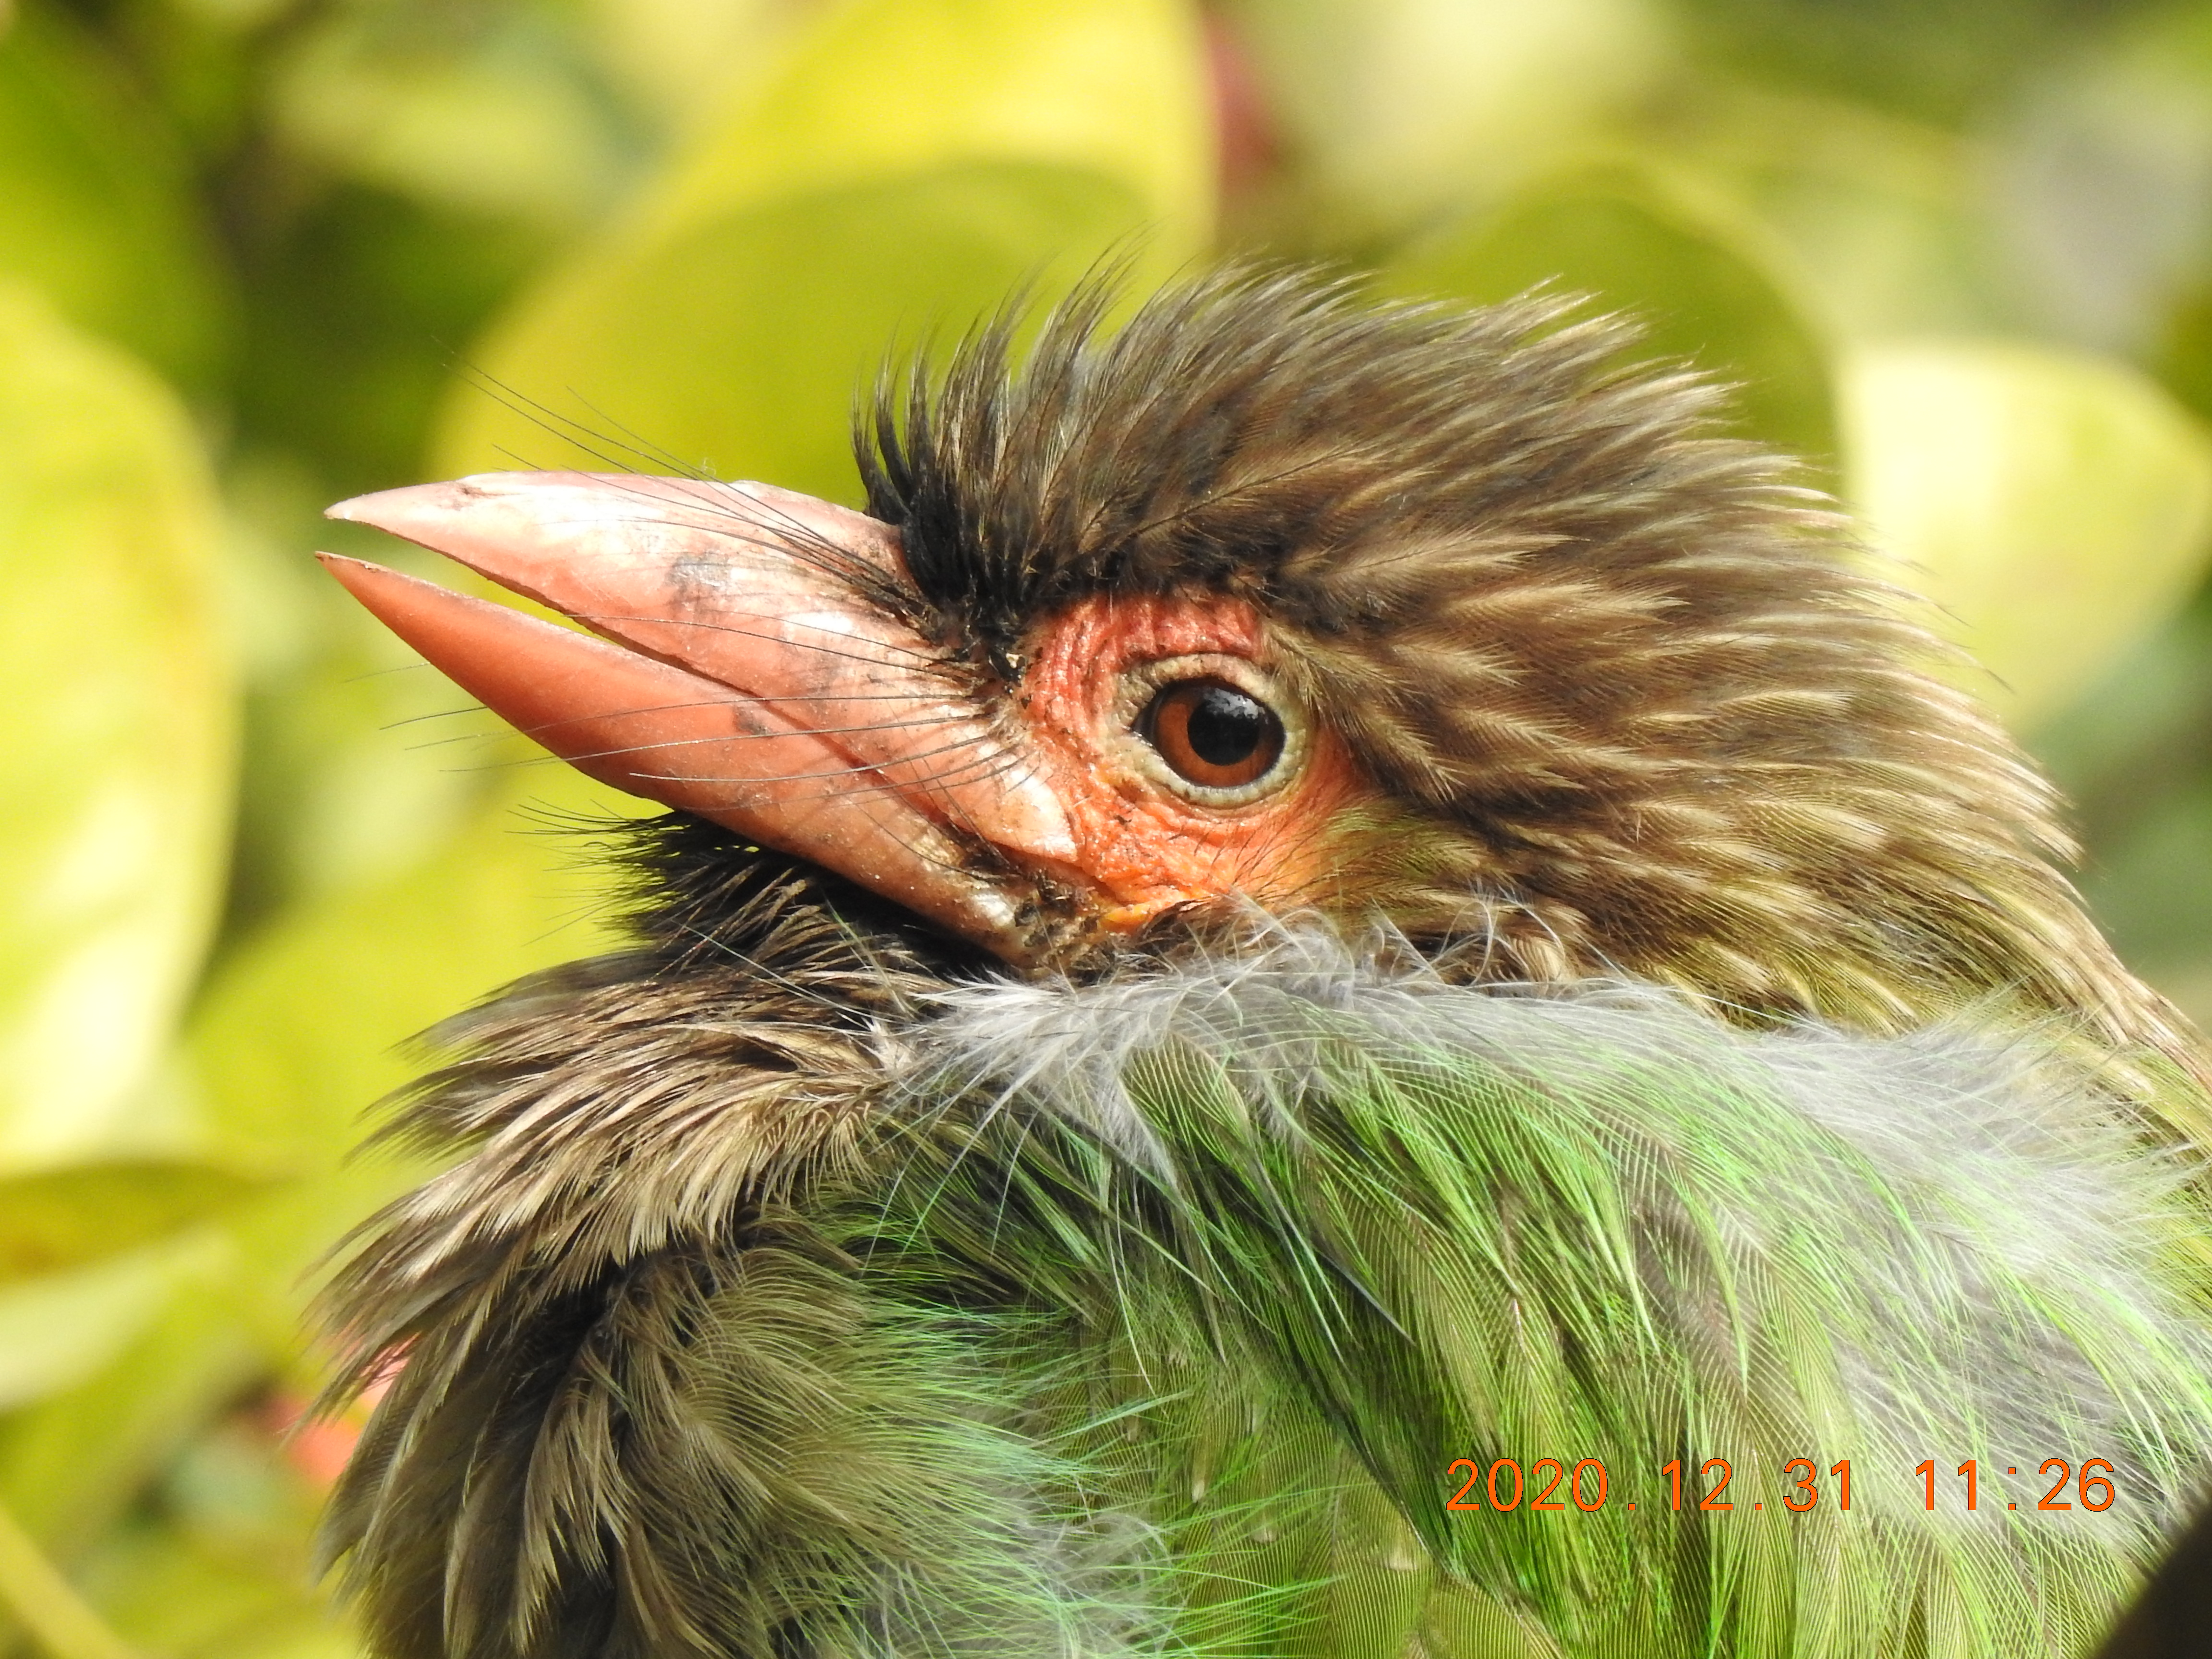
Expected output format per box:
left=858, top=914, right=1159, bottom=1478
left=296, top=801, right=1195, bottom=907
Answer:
left=1140, top=677, right=1286, bottom=791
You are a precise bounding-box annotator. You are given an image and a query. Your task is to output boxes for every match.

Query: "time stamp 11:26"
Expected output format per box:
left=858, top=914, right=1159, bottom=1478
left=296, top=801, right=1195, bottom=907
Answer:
left=1443, top=1457, right=2120, bottom=1514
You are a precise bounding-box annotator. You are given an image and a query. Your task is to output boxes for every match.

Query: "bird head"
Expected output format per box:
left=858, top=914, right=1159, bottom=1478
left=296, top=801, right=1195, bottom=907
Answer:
left=323, top=272, right=2185, bottom=1066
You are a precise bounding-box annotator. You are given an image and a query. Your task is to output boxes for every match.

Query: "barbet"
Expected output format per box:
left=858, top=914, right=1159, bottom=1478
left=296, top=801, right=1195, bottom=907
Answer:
left=313, top=271, right=2212, bottom=1659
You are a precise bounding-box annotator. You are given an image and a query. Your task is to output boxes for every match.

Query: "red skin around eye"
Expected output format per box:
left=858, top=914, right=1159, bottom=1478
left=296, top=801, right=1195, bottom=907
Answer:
left=1018, top=593, right=1370, bottom=930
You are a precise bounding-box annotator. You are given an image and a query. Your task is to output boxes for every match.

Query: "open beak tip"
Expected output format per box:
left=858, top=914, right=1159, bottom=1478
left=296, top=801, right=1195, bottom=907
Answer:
left=313, top=553, right=465, bottom=648
left=324, top=479, right=480, bottom=539
left=323, top=485, right=410, bottom=526
left=313, top=549, right=382, bottom=592
left=315, top=481, right=1077, bottom=968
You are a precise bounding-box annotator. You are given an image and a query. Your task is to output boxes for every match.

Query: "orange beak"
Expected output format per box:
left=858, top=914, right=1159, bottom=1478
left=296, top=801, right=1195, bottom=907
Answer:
left=321, top=471, right=1081, bottom=965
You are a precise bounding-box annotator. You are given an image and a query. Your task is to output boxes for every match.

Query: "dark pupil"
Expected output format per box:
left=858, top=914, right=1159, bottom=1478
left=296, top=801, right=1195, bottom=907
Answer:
left=1185, top=685, right=1267, bottom=766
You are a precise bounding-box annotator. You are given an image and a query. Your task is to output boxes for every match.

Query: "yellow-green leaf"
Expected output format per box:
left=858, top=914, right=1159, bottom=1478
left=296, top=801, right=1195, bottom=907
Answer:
left=636, top=0, right=1210, bottom=250
left=437, top=0, right=1213, bottom=492
left=0, top=1249, right=257, bottom=1549
left=0, top=1161, right=264, bottom=1284
left=0, top=284, right=233, bottom=1167
left=79, top=1513, right=360, bottom=1659
left=442, top=162, right=1157, bottom=499
left=1382, top=165, right=1838, bottom=469
left=589, top=0, right=861, bottom=142
left=1842, top=339, right=2212, bottom=725
left=0, top=1246, right=205, bottom=1415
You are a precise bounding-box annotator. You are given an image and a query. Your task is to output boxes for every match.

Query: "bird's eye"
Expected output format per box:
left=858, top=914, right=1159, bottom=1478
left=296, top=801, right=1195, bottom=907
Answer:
left=1140, top=678, right=1286, bottom=791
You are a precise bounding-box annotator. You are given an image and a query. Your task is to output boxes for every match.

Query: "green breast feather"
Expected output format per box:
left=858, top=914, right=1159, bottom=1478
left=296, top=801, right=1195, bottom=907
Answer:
left=322, top=926, right=2212, bottom=1659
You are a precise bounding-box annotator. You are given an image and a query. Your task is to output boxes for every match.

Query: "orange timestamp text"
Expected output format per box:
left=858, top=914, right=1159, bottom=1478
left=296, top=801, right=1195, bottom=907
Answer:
left=1443, top=1457, right=2119, bottom=1513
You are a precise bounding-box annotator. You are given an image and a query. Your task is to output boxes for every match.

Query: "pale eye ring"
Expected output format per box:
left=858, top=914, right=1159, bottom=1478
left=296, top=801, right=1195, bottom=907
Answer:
left=1114, top=654, right=1305, bottom=806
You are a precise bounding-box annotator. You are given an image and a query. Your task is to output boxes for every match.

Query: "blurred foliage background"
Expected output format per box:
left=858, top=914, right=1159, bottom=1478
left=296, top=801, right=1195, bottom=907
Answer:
left=6, top=0, right=2212, bottom=1652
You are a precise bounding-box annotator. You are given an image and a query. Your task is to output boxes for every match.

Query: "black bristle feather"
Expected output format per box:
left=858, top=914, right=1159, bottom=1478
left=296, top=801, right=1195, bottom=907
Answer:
left=606, top=811, right=994, bottom=986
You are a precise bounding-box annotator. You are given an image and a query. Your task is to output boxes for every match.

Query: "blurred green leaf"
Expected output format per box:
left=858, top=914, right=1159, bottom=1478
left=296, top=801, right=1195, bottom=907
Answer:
left=437, top=0, right=1212, bottom=489
left=636, top=0, right=1210, bottom=249
left=1383, top=164, right=1838, bottom=468
left=1670, top=0, right=2114, bottom=128
left=75, top=1415, right=361, bottom=1659
left=442, top=162, right=1159, bottom=497
left=0, top=1250, right=189, bottom=1414
left=0, top=3, right=230, bottom=387
left=231, top=188, right=557, bottom=497
left=2162, top=284, right=2212, bottom=426
left=0, top=1162, right=265, bottom=1285
left=193, top=767, right=626, bottom=1158
left=1989, top=3, right=2212, bottom=356
left=2029, top=597, right=2212, bottom=845
left=0, top=284, right=233, bottom=1167
left=0, top=1255, right=259, bottom=1551
left=585, top=0, right=814, bottom=139
left=1663, top=89, right=2019, bottom=340
left=84, top=1513, right=361, bottom=1659
left=2026, top=592, right=2212, bottom=1018
left=0, top=1491, right=141, bottom=1659
left=1223, top=0, right=1669, bottom=235
left=2078, top=781, right=2212, bottom=1022
left=1842, top=337, right=2212, bottom=723
left=268, top=5, right=627, bottom=227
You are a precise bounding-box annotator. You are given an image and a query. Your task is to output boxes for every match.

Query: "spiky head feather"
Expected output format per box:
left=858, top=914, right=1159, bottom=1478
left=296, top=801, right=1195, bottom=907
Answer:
left=312, top=269, right=2212, bottom=1659
left=864, top=272, right=2195, bottom=1083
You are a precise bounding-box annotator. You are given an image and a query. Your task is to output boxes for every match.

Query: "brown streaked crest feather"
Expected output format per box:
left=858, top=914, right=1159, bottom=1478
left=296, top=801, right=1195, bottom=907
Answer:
left=861, top=268, right=2204, bottom=1095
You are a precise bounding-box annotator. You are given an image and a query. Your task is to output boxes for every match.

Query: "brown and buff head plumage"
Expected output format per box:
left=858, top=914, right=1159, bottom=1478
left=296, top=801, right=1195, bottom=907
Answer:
left=312, top=266, right=2212, bottom=1659
left=862, top=270, right=2199, bottom=1080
